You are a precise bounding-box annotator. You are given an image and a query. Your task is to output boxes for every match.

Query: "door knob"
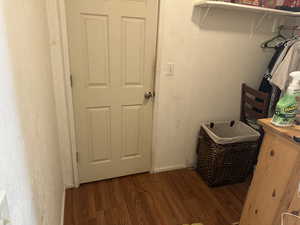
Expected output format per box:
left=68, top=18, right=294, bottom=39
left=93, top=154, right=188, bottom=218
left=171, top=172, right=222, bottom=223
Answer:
left=144, top=91, right=153, bottom=99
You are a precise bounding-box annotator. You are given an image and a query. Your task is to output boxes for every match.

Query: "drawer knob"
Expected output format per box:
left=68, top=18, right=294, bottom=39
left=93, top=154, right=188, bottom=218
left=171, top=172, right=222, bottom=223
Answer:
left=270, top=150, right=275, bottom=157
left=272, top=189, right=276, bottom=197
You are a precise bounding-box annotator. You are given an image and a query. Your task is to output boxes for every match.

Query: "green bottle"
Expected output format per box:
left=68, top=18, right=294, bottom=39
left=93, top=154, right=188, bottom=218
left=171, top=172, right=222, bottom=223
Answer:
left=271, top=72, right=300, bottom=127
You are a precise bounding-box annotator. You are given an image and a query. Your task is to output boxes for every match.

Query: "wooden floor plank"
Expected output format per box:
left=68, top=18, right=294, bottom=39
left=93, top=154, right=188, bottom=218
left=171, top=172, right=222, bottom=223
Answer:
left=64, top=189, right=75, bottom=225
left=65, top=169, right=249, bottom=225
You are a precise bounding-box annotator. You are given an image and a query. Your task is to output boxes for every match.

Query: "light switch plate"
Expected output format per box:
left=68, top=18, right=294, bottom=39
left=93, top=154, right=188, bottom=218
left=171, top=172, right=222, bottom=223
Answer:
left=166, top=63, right=175, bottom=76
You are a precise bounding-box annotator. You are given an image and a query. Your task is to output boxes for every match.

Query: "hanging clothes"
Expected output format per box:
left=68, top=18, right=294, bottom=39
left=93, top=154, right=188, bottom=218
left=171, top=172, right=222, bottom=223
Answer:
left=271, top=41, right=300, bottom=90
left=259, top=44, right=285, bottom=116
left=258, top=39, right=298, bottom=116
left=259, top=44, right=285, bottom=94
left=269, top=39, right=297, bottom=78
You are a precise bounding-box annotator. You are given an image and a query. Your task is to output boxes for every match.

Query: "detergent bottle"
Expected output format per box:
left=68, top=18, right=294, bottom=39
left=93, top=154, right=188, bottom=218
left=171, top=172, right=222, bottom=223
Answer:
left=271, top=72, right=300, bottom=127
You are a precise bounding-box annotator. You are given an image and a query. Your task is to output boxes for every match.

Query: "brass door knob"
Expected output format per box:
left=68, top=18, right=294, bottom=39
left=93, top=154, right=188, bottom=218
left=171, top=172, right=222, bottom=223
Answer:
left=144, top=92, right=153, bottom=99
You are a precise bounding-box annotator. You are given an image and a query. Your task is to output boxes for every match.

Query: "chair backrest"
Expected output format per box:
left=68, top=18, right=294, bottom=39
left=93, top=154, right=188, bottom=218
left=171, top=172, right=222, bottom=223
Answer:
left=240, top=83, right=271, bottom=123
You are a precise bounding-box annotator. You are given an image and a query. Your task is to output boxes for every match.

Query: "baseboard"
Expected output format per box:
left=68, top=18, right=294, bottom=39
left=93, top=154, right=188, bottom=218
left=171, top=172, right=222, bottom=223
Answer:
left=65, top=184, right=75, bottom=189
left=152, top=164, right=186, bottom=173
left=60, top=188, right=66, bottom=225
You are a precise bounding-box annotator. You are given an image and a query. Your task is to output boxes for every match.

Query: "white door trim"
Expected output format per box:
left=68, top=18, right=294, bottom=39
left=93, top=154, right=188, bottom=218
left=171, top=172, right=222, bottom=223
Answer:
left=46, top=0, right=162, bottom=187
left=58, top=0, right=80, bottom=187
left=151, top=0, right=164, bottom=173
left=46, top=0, right=80, bottom=187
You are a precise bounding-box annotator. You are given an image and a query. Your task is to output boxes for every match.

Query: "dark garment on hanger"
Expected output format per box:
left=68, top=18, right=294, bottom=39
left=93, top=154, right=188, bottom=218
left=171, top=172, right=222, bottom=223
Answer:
left=259, top=44, right=285, bottom=93
left=258, top=44, right=286, bottom=116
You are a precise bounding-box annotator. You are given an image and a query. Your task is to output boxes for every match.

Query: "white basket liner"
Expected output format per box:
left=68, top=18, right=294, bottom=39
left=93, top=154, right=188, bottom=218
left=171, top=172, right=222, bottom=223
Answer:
left=201, top=120, right=260, bottom=145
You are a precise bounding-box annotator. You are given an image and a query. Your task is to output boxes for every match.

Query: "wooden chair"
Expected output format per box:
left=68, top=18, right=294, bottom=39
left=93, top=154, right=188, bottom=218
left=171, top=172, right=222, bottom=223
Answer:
left=240, top=83, right=271, bottom=165
left=240, top=83, right=271, bottom=128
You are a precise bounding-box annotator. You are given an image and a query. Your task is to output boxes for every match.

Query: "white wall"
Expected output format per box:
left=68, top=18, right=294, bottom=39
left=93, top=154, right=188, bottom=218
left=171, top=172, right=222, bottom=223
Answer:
left=0, top=0, right=64, bottom=225
left=153, top=0, right=293, bottom=171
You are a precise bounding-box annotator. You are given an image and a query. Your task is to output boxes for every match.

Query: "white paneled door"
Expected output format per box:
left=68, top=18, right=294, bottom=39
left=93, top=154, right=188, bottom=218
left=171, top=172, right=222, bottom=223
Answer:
left=65, top=0, right=158, bottom=183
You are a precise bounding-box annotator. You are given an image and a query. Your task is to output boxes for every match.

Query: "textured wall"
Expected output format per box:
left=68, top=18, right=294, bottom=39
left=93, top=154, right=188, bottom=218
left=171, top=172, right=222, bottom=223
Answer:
left=152, top=0, right=293, bottom=171
left=0, top=0, right=64, bottom=225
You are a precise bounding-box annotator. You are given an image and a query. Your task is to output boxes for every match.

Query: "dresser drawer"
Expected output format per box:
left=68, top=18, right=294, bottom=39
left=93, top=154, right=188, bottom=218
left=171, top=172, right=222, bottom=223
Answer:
left=240, top=131, right=300, bottom=225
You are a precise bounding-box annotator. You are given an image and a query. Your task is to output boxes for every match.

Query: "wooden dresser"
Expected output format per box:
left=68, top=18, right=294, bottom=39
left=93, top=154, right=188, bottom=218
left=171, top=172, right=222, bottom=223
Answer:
left=240, top=119, right=300, bottom=225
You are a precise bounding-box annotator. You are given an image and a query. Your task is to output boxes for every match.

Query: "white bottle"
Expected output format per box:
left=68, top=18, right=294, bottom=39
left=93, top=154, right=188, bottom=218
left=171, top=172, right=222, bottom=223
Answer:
left=288, top=71, right=300, bottom=96
left=290, top=72, right=300, bottom=124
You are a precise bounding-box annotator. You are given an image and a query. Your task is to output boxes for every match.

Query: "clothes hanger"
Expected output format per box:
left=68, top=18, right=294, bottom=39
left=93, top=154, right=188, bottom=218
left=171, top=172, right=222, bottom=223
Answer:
left=261, top=26, right=287, bottom=49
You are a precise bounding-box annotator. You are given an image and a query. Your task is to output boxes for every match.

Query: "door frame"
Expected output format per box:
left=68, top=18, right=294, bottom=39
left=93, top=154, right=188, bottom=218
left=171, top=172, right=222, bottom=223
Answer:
left=46, top=0, right=163, bottom=187
left=46, top=0, right=80, bottom=187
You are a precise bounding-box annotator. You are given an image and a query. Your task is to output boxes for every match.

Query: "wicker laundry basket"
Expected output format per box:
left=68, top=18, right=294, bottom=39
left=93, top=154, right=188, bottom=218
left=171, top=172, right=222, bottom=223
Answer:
left=196, top=120, right=260, bottom=187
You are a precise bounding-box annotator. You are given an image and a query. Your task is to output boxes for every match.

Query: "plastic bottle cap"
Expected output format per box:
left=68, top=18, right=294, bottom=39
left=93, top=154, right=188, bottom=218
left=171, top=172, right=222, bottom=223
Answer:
left=288, top=71, right=300, bottom=91
left=290, top=71, right=300, bottom=79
